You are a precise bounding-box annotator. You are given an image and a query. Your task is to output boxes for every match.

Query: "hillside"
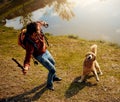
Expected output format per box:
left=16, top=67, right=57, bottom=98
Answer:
left=0, top=26, right=120, bottom=102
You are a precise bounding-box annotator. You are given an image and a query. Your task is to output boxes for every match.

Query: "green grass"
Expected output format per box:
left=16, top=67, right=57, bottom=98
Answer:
left=0, top=26, right=120, bottom=102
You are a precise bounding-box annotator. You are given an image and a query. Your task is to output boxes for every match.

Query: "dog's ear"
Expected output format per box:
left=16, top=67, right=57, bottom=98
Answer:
left=92, top=54, right=96, bottom=61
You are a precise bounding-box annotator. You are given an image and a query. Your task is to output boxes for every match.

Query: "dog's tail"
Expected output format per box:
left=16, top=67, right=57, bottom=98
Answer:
left=90, top=44, right=97, bottom=55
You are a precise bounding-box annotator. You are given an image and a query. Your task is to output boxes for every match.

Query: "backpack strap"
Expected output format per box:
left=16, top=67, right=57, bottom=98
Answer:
left=24, top=35, right=38, bottom=50
left=40, top=30, right=49, bottom=46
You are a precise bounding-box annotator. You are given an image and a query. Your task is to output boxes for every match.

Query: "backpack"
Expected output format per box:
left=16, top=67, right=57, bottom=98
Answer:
left=18, top=28, right=45, bottom=50
left=18, top=29, right=49, bottom=50
left=18, top=29, right=27, bottom=49
left=18, top=29, right=37, bottom=49
left=18, top=21, right=49, bottom=50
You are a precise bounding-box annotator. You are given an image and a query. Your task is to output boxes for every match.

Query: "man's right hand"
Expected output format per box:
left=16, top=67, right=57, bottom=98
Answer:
left=22, top=66, right=29, bottom=75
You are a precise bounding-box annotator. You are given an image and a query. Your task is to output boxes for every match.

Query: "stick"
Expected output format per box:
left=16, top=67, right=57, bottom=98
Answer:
left=12, top=58, right=24, bottom=70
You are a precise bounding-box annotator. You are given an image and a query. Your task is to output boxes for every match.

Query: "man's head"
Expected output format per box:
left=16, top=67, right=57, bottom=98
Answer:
left=26, top=22, right=37, bottom=35
left=26, top=21, right=48, bottom=36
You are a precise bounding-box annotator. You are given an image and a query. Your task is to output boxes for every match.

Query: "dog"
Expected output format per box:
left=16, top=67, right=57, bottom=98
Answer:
left=78, top=44, right=103, bottom=83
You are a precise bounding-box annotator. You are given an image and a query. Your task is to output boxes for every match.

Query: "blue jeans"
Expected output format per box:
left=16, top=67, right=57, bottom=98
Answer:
left=35, top=50, right=56, bottom=86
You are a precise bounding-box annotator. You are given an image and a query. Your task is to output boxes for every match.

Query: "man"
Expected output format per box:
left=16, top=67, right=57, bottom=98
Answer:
left=23, top=21, right=62, bottom=91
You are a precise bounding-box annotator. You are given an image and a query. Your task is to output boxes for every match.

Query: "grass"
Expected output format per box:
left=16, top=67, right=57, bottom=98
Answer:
left=0, top=26, right=120, bottom=102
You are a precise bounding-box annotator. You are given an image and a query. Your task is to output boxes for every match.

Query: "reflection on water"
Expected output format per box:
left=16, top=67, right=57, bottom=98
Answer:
left=0, top=0, right=120, bottom=45
left=0, top=0, right=74, bottom=25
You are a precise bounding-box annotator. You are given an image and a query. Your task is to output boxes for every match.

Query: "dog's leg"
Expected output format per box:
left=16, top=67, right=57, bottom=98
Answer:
left=95, top=61, right=103, bottom=75
left=93, top=68, right=99, bottom=82
left=78, top=75, right=85, bottom=83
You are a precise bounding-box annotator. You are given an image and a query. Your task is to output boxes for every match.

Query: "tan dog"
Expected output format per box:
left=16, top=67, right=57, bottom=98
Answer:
left=78, top=44, right=103, bottom=83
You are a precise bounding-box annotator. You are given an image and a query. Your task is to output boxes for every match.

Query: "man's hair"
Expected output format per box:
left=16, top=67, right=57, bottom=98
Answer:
left=26, top=22, right=37, bottom=35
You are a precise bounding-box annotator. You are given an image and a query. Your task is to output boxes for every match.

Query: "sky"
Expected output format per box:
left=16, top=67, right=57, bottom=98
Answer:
left=5, top=0, right=120, bottom=45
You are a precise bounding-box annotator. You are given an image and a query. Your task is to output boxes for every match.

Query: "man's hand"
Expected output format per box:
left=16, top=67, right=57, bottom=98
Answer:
left=22, top=66, right=29, bottom=75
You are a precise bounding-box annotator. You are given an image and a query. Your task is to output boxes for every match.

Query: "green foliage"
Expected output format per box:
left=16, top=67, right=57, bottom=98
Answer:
left=67, top=34, right=79, bottom=39
left=45, top=32, right=53, bottom=36
left=109, top=42, right=120, bottom=48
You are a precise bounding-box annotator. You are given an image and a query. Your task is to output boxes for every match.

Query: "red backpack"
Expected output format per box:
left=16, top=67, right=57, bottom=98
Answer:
left=18, top=29, right=27, bottom=49
left=18, top=21, right=49, bottom=49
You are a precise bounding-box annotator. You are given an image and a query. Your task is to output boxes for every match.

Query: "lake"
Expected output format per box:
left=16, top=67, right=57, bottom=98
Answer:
left=2, top=0, right=120, bottom=45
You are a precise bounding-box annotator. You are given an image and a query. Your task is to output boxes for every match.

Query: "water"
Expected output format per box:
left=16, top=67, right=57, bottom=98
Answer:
left=2, top=0, right=120, bottom=45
